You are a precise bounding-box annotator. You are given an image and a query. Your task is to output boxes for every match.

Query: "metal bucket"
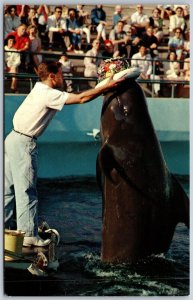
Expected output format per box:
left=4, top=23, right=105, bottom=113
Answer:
left=5, top=229, right=25, bottom=254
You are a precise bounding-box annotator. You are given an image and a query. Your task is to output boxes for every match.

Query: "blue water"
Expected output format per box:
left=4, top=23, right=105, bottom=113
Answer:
left=35, top=175, right=189, bottom=297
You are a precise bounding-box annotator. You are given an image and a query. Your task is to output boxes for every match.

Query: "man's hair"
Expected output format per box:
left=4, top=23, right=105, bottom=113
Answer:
left=36, top=61, right=62, bottom=81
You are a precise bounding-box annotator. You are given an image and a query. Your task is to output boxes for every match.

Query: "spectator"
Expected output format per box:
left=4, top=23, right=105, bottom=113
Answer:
left=4, top=5, right=21, bottom=38
left=165, top=51, right=180, bottom=79
left=131, top=45, right=161, bottom=96
left=26, top=25, right=42, bottom=71
left=102, top=39, right=118, bottom=59
left=4, top=35, right=21, bottom=93
left=58, top=54, right=74, bottom=92
left=91, top=5, right=107, bottom=41
left=159, top=5, right=175, bottom=20
left=149, top=8, right=164, bottom=42
left=183, top=31, right=190, bottom=59
left=140, top=26, right=159, bottom=58
left=84, top=39, right=102, bottom=79
left=130, top=4, right=150, bottom=37
left=173, top=5, right=189, bottom=20
left=183, top=58, right=190, bottom=81
left=109, top=21, right=131, bottom=58
left=17, top=5, right=30, bottom=21
left=112, top=5, right=128, bottom=29
left=66, top=8, right=83, bottom=53
left=21, top=7, right=38, bottom=27
left=76, top=5, right=91, bottom=45
left=131, top=45, right=152, bottom=79
left=125, top=26, right=141, bottom=58
left=168, top=27, right=184, bottom=60
left=36, top=5, right=50, bottom=44
left=6, top=23, right=30, bottom=71
left=169, top=6, right=186, bottom=36
left=46, top=6, right=71, bottom=50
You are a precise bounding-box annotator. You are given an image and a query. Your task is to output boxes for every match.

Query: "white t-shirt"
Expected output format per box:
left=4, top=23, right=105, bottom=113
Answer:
left=13, top=82, right=69, bottom=137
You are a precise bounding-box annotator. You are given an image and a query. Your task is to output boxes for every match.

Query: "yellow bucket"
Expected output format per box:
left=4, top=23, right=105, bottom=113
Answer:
left=4, top=229, right=25, bottom=255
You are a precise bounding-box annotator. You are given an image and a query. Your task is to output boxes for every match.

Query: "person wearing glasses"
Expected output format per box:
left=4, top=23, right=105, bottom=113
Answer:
left=168, top=27, right=184, bottom=60
left=46, top=6, right=71, bottom=50
left=4, top=5, right=21, bottom=37
left=4, top=61, right=125, bottom=247
left=130, top=4, right=150, bottom=37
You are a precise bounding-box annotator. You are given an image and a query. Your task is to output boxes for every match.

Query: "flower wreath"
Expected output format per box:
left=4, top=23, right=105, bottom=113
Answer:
left=97, top=57, right=129, bottom=83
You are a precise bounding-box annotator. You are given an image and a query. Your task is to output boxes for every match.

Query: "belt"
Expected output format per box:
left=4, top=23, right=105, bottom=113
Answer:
left=13, top=129, right=37, bottom=140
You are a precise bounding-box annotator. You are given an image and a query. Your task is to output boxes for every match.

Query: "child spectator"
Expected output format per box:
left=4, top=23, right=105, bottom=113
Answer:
left=4, top=35, right=21, bottom=93
left=58, top=54, right=74, bottom=92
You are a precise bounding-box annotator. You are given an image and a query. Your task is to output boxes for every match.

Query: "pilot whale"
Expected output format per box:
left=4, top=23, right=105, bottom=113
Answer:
left=97, top=77, right=189, bottom=263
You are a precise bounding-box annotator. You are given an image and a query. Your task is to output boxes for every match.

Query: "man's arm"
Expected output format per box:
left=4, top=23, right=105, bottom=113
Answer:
left=65, top=77, right=125, bottom=105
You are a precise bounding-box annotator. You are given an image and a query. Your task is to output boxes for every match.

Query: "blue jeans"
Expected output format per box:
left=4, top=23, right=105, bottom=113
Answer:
left=4, top=130, right=38, bottom=236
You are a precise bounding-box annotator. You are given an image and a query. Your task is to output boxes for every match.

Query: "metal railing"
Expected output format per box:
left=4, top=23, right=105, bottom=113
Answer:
left=4, top=49, right=190, bottom=97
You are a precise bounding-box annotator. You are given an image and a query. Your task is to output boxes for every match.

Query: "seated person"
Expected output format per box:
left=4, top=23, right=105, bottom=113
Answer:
left=165, top=51, right=180, bottom=79
left=169, top=6, right=186, bottom=36
left=112, top=5, right=128, bottom=28
left=109, top=21, right=131, bottom=58
left=149, top=7, right=164, bottom=42
left=4, top=35, right=21, bottom=93
left=91, top=5, right=107, bottom=41
left=131, top=45, right=161, bottom=96
left=6, top=23, right=30, bottom=71
left=46, top=6, right=70, bottom=50
left=58, top=54, right=74, bottom=92
left=168, top=27, right=184, bottom=60
left=4, top=5, right=21, bottom=38
left=66, top=8, right=83, bottom=53
left=76, top=5, right=91, bottom=45
left=84, top=39, right=101, bottom=78
left=140, top=26, right=159, bottom=58
left=130, top=4, right=150, bottom=37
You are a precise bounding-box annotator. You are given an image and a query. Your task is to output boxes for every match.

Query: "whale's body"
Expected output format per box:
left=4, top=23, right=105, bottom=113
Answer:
left=97, top=79, right=189, bottom=263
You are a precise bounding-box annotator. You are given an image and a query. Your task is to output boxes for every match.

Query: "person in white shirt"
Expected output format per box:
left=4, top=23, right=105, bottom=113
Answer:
left=46, top=6, right=71, bottom=50
left=131, top=45, right=161, bottom=96
left=84, top=39, right=102, bottom=78
left=4, top=61, right=125, bottom=247
left=4, top=35, right=21, bottom=93
left=169, top=6, right=186, bottom=36
left=130, top=4, right=150, bottom=37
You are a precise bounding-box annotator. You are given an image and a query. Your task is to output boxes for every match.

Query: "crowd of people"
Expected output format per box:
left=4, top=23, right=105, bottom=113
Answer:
left=4, top=4, right=190, bottom=95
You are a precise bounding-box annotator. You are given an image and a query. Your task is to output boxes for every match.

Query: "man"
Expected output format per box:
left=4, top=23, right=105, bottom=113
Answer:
left=130, top=4, right=150, bottom=37
left=131, top=45, right=161, bottom=96
left=4, top=61, right=125, bottom=247
left=84, top=39, right=101, bottom=78
left=46, top=6, right=70, bottom=50
left=109, top=21, right=131, bottom=58
left=91, top=5, right=107, bottom=41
